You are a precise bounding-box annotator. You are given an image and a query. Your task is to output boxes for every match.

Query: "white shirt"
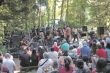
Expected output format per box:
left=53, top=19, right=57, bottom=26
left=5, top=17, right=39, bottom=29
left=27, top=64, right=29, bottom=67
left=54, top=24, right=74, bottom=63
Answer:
left=48, top=51, right=58, bottom=62
left=2, top=58, right=15, bottom=73
left=37, top=59, right=53, bottom=73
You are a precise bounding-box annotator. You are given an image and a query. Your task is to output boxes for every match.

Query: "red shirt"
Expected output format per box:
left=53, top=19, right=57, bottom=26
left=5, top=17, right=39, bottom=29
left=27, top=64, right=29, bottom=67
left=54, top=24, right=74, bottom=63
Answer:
left=54, top=46, right=59, bottom=52
left=96, top=49, right=107, bottom=60
left=36, top=52, right=40, bottom=61
left=60, top=65, right=73, bottom=73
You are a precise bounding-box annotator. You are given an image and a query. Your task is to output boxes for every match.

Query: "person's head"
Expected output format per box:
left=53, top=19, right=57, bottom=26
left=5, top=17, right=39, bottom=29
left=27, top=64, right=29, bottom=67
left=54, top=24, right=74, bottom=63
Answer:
left=92, top=42, right=97, bottom=48
left=64, top=58, right=71, bottom=72
left=82, top=41, right=87, bottom=46
left=80, top=28, right=82, bottom=31
left=32, top=49, right=36, bottom=55
left=54, top=42, right=57, bottom=47
left=73, top=45, right=76, bottom=49
left=97, top=44, right=102, bottom=49
left=5, top=53, right=10, bottom=59
left=48, top=28, right=50, bottom=31
left=91, top=28, right=93, bottom=31
left=76, top=59, right=84, bottom=69
left=51, top=47, right=54, bottom=52
left=43, top=52, right=49, bottom=59
left=23, top=49, right=27, bottom=54
left=103, top=37, right=106, bottom=41
left=0, top=51, right=2, bottom=56
left=27, top=47, right=30, bottom=51
left=106, top=42, right=110, bottom=49
left=65, top=25, right=66, bottom=27
left=67, top=25, right=69, bottom=27
left=62, top=39, right=67, bottom=44
left=59, top=25, right=61, bottom=28
left=96, top=58, right=107, bottom=72
left=62, top=50, right=68, bottom=56
left=38, top=47, right=41, bottom=52
left=82, top=55, right=88, bottom=62
left=100, top=41, right=104, bottom=47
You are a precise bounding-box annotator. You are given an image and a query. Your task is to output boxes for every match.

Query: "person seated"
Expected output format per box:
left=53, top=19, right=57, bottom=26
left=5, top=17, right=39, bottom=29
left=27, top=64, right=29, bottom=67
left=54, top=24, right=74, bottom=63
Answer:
left=2, top=53, right=16, bottom=73
left=92, top=44, right=107, bottom=69
left=102, top=37, right=107, bottom=47
left=0, top=57, right=9, bottom=73
left=58, top=50, right=72, bottom=72
left=82, top=55, right=91, bottom=69
left=27, top=47, right=32, bottom=56
left=7, top=51, right=13, bottom=60
left=49, top=47, right=58, bottom=63
left=75, top=59, right=91, bottom=73
left=37, top=52, right=53, bottom=73
left=105, top=42, right=110, bottom=63
left=100, top=41, right=106, bottom=49
left=91, top=42, right=97, bottom=55
left=78, top=41, right=90, bottom=60
left=92, top=58, right=107, bottom=73
left=52, top=42, right=59, bottom=52
left=61, top=39, right=69, bottom=52
left=69, top=45, right=77, bottom=58
left=30, top=49, right=38, bottom=66
left=60, top=58, right=74, bottom=73
left=19, top=49, right=30, bottom=67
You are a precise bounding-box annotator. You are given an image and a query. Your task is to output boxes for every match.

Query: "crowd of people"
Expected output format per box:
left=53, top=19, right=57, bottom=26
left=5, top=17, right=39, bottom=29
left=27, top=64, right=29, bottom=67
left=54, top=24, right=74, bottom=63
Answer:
left=1, top=25, right=110, bottom=73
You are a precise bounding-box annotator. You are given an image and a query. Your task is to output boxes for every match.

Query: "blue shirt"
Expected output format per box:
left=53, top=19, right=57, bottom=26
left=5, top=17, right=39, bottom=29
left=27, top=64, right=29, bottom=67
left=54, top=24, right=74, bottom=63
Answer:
left=61, top=43, right=69, bottom=52
left=105, top=48, right=110, bottom=61
left=80, top=46, right=90, bottom=58
left=107, top=38, right=110, bottom=43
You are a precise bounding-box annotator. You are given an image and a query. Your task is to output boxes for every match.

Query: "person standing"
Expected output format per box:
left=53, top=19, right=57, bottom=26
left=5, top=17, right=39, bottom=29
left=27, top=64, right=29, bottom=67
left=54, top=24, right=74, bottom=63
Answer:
left=37, top=26, right=40, bottom=35
left=65, top=25, right=71, bottom=44
left=32, top=26, right=37, bottom=37
left=73, top=29, right=79, bottom=43
left=89, top=28, right=95, bottom=39
left=46, top=28, right=52, bottom=46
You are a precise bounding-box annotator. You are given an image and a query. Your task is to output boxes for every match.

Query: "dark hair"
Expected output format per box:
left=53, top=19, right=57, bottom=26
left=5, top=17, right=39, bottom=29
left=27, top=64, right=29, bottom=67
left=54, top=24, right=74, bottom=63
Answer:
left=92, top=42, right=97, bottom=54
left=89, top=42, right=92, bottom=48
left=38, top=47, right=41, bottom=52
left=62, top=50, right=68, bottom=56
left=51, top=47, right=54, bottom=51
left=27, top=47, right=30, bottom=51
left=97, top=44, right=102, bottom=49
left=82, top=55, right=89, bottom=67
left=106, top=42, right=110, bottom=49
left=32, top=49, right=36, bottom=55
left=39, top=48, right=45, bottom=59
left=100, top=41, right=105, bottom=49
left=64, top=58, right=70, bottom=72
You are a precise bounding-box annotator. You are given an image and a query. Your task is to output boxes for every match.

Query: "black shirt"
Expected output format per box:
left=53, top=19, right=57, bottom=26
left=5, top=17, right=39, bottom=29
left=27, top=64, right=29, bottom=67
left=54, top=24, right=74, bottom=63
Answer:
left=30, top=54, right=38, bottom=66
left=19, top=53, right=30, bottom=67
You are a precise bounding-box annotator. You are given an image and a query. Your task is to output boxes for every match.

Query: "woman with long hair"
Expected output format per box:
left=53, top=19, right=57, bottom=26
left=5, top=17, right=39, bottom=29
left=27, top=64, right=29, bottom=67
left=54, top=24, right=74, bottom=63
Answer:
left=58, top=50, right=72, bottom=72
left=60, top=58, right=73, bottom=73
left=30, top=49, right=38, bottom=66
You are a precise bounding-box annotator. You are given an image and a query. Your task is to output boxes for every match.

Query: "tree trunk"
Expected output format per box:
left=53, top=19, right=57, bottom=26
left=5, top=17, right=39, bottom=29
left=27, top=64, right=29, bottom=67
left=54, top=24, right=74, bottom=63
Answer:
left=60, top=0, right=64, bottom=26
left=66, top=0, right=69, bottom=25
left=54, top=0, right=56, bottom=25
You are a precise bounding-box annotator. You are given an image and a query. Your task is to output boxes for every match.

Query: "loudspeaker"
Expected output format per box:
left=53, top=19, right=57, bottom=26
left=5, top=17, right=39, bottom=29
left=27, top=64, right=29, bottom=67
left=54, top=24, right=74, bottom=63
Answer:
left=82, top=26, right=87, bottom=31
left=97, top=27, right=104, bottom=35
left=12, top=35, right=20, bottom=46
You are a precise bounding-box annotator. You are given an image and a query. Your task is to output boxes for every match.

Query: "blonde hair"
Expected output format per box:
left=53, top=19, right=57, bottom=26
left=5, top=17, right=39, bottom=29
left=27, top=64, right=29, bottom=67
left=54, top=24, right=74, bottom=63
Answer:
left=54, top=42, right=57, bottom=47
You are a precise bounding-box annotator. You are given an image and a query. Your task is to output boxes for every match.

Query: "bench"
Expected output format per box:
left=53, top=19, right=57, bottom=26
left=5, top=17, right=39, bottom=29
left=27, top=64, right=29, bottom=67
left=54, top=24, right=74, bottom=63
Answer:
left=20, top=66, right=38, bottom=73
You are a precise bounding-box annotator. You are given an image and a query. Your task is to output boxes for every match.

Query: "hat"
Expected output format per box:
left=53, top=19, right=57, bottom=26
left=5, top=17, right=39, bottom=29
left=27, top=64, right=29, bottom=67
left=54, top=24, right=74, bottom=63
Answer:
left=62, top=39, right=66, bottom=43
left=96, top=58, right=107, bottom=72
left=82, top=41, right=87, bottom=46
left=43, top=52, right=49, bottom=58
left=76, top=59, right=84, bottom=69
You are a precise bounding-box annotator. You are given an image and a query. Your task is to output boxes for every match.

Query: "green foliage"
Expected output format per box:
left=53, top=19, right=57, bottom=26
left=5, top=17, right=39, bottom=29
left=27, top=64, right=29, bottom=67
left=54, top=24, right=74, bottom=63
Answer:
left=0, top=46, right=7, bottom=56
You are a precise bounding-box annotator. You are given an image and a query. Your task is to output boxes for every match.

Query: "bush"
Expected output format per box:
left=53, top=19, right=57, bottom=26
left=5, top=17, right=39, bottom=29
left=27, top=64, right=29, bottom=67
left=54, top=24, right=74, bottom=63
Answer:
left=0, top=46, right=7, bottom=56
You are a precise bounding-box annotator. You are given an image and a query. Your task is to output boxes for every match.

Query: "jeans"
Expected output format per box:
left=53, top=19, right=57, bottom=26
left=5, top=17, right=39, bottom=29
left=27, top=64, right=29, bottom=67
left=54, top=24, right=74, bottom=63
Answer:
left=66, top=35, right=70, bottom=44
